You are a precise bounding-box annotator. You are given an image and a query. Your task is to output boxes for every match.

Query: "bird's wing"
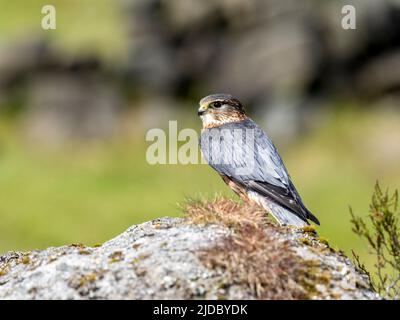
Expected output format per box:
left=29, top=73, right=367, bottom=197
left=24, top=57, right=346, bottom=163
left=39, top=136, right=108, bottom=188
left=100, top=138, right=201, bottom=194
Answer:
left=200, top=120, right=290, bottom=189
left=200, top=120, right=319, bottom=225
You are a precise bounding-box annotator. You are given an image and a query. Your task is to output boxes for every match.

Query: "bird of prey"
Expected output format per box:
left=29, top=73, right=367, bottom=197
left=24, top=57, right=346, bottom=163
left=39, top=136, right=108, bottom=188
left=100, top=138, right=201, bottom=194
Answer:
left=198, top=93, right=320, bottom=227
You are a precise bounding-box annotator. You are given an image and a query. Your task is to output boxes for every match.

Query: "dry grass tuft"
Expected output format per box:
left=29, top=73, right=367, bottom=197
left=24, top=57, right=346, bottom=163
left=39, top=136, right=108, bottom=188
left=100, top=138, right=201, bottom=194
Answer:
left=182, top=196, right=272, bottom=230
left=199, top=229, right=307, bottom=299
left=183, top=196, right=308, bottom=299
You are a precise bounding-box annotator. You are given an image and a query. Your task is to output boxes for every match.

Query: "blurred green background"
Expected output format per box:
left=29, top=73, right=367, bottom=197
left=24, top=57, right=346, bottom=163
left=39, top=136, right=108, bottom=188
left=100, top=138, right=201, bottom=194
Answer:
left=1, top=0, right=400, bottom=275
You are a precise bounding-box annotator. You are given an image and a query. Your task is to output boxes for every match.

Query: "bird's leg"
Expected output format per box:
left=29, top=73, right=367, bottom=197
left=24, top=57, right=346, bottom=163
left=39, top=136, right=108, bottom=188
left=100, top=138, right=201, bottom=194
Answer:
left=219, top=174, right=253, bottom=204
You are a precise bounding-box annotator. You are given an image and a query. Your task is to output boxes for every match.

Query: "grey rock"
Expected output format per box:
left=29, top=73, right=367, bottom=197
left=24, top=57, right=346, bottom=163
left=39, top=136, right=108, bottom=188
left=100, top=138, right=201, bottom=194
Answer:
left=0, top=217, right=380, bottom=300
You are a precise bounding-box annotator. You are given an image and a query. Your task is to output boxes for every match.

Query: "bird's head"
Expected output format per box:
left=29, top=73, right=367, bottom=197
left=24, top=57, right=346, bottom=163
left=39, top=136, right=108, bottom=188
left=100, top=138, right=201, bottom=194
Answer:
left=198, top=93, right=247, bottom=128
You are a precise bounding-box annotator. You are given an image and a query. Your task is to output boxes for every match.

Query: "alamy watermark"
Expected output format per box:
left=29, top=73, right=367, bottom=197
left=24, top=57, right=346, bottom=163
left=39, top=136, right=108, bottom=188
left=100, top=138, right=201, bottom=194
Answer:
left=38, top=4, right=356, bottom=32
left=41, top=5, right=56, bottom=30
left=342, top=4, right=356, bottom=30
left=38, top=3, right=356, bottom=31
left=146, top=121, right=257, bottom=176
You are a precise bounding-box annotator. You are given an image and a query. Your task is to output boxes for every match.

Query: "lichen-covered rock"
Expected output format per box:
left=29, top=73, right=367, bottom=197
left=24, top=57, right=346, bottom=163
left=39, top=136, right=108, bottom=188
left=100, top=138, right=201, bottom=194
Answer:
left=0, top=217, right=379, bottom=300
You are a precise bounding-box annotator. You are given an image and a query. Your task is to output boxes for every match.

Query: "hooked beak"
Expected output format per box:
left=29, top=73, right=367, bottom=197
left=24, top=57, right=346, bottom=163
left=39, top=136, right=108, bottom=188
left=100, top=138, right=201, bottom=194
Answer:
left=198, top=104, right=207, bottom=116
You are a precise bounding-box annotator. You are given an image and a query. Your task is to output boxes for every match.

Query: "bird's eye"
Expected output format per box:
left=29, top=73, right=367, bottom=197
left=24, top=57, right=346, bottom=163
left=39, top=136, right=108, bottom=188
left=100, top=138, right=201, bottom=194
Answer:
left=210, top=102, right=222, bottom=109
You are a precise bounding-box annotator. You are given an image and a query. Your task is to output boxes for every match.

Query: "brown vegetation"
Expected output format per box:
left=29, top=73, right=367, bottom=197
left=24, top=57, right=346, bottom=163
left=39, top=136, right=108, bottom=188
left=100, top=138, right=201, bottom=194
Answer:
left=184, top=197, right=318, bottom=299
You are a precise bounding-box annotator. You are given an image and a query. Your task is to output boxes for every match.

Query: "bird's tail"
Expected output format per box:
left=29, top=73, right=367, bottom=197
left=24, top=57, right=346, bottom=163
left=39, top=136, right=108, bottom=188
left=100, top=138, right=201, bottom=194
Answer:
left=265, top=200, right=308, bottom=227
left=248, top=191, right=307, bottom=227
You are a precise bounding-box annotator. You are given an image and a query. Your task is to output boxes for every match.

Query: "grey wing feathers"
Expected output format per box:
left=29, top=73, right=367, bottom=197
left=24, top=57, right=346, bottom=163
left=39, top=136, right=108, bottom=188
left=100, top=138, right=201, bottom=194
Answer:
left=200, top=119, right=288, bottom=188
left=247, top=180, right=320, bottom=225
left=200, top=119, right=319, bottom=225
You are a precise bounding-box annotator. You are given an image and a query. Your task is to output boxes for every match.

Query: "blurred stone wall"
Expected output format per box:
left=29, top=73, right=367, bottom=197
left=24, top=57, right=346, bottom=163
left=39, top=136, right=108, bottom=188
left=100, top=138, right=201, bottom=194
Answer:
left=0, top=41, right=122, bottom=144
left=0, top=0, right=399, bottom=143
left=124, top=0, right=400, bottom=99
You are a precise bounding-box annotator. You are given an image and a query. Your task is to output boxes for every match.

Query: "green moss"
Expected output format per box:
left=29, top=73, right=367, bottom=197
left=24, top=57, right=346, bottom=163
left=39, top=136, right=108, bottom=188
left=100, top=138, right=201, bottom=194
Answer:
left=20, top=255, right=31, bottom=264
left=299, top=237, right=312, bottom=246
left=77, top=273, right=97, bottom=287
left=217, top=281, right=229, bottom=290
left=301, top=225, right=316, bottom=234
left=293, top=259, right=335, bottom=299
left=131, top=253, right=150, bottom=264
left=331, top=292, right=343, bottom=299
left=0, top=266, right=9, bottom=277
left=109, top=251, right=124, bottom=263
left=316, top=237, right=329, bottom=246
left=317, top=271, right=332, bottom=284
left=78, top=249, right=92, bottom=255
left=137, top=269, right=147, bottom=277
left=48, top=251, right=67, bottom=263
left=70, top=243, right=86, bottom=249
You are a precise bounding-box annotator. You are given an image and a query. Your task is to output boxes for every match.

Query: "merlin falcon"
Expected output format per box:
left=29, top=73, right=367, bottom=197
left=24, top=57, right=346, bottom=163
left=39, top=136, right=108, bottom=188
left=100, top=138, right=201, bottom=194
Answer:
left=198, top=93, right=320, bottom=227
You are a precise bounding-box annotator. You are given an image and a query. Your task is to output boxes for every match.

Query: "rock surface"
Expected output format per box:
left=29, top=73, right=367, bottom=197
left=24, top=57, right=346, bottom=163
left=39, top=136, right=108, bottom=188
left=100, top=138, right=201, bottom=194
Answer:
left=0, top=217, right=379, bottom=300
